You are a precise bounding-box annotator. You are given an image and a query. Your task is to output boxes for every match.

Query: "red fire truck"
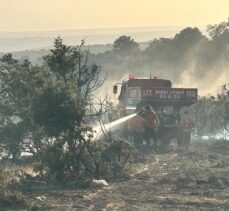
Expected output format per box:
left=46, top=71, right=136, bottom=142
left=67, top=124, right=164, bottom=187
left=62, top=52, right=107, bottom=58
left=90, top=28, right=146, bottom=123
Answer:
left=113, top=75, right=198, bottom=147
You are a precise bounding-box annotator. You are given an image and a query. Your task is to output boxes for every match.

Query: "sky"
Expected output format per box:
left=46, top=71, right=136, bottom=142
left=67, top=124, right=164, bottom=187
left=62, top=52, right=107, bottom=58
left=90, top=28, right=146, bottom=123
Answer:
left=0, top=0, right=229, bottom=31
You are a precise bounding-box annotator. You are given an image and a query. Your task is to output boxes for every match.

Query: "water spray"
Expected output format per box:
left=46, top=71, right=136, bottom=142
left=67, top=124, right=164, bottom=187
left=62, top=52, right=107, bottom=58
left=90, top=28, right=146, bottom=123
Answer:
left=93, top=113, right=137, bottom=140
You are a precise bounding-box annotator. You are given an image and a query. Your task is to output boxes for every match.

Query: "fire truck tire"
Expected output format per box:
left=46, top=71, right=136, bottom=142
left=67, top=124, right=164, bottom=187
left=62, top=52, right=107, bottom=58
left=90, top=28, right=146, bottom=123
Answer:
left=177, top=130, right=184, bottom=147
left=177, top=135, right=183, bottom=147
left=160, top=137, right=171, bottom=146
left=177, top=131, right=191, bottom=147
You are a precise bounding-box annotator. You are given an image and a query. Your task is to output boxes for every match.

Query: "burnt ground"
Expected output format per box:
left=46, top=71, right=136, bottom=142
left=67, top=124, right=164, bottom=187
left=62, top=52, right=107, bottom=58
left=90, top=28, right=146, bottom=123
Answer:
left=3, top=140, right=229, bottom=211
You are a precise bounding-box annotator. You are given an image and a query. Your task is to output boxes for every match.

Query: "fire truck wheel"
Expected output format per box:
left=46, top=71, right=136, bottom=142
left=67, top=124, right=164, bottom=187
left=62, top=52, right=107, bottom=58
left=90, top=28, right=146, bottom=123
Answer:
left=177, top=131, right=191, bottom=148
left=177, top=132, right=184, bottom=147
left=160, top=137, right=171, bottom=146
left=177, top=129, right=184, bottom=147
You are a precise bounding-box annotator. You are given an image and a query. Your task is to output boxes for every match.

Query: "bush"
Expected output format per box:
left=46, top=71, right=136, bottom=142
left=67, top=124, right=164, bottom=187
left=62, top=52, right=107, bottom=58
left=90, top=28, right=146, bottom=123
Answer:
left=100, top=140, right=138, bottom=179
left=35, top=139, right=137, bottom=181
left=0, top=166, right=25, bottom=207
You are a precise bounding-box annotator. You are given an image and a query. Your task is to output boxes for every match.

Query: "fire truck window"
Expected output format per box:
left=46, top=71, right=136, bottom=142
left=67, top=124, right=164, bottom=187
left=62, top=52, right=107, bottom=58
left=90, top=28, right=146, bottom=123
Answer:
left=129, top=89, right=137, bottom=98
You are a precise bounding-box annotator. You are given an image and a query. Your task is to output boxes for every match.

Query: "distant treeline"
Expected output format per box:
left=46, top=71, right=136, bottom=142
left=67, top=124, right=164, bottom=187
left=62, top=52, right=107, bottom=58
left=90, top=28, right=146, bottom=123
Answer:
left=8, top=19, right=229, bottom=94
left=95, top=22, right=228, bottom=80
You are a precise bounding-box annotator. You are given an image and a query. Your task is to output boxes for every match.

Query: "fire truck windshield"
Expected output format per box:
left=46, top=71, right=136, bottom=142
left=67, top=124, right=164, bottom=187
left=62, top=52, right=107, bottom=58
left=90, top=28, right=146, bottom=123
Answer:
left=127, top=98, right=142, bottom=105
left=127, top=87, right=142, bottom=106
left=128, top=87, right=142, bottom=98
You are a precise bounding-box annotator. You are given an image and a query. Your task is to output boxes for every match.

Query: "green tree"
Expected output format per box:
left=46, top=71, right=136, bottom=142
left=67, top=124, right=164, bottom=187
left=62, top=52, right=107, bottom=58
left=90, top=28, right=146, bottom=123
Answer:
left=113, top=35, right=140, bottom=56
left=173, top=27, right=205, bottom=47
left=0, top=54, right=46, bottom=158
left=218, top=84, right=229, bottom=131
left=44, top=37, right=79, bottom=84
left=33, top=38, right=108, bottom=179
left=192, top=95, right=225, bottom=138
left=0, top=38, right=110, bottom=179
left=143, top=27, right=206, bottom=77
left=31, top=82, right=86, bottom=137
left=207, top=19, right=229, bottom=40
left=44, top=38, right=102, bottom=101
left=143, top=38, right=174, bottom=66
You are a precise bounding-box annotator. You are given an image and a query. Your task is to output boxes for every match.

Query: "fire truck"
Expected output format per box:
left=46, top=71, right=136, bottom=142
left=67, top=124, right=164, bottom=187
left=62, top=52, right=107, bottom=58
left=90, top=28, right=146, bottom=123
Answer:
left=113, top=74, right=198, bottom=147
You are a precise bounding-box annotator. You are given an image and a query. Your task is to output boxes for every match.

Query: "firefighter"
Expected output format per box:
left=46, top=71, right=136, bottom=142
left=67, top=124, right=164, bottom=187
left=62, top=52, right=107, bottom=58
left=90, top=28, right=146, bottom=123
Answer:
left=180, top=110, right=193, bottom=146
left=180, top=110, right=193, bottom=129
left=129, top=111, right=144, bottom=145
left=142, top=106, right=159, bottom=149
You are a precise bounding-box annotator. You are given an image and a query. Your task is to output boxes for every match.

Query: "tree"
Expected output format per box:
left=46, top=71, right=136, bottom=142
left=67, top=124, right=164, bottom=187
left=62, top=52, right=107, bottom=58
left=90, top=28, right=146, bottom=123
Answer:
left=143, top=38, right=174, bottom=66
left=44, top=37, right=79, bottom=84
left=33, top=38, right=110, bottom=179
left=31, top=82, right=86, bottom=137
left=207, top=19, right=229, bottom=40
left=0, top=38, right=135, bottom=180
left=143, top=27, right=206, bottom=74
left=0, top=38, right=103, bottom=160
left=0, top=54, right=46, bottom=158
left=192, top=93, right=226, bottom=139
left=217, top=84, right=229, bottom=131
left=44, top=38, right=103, bottom=102
left=173, top=27, right=205, bottom=47
left=113, top=35, right=140, bottom=56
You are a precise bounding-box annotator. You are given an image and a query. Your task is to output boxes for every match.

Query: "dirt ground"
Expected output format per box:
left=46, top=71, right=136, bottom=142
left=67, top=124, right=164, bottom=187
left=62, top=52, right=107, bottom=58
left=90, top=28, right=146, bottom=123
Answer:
left=4, top=140, right=229, bottom=211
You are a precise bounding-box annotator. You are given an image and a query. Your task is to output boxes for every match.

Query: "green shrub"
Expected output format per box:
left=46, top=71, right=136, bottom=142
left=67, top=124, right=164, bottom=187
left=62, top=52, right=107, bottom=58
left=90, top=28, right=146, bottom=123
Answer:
left=35, top=139, right=137, bottom=181
left=0, top=166, right=25, bottom=207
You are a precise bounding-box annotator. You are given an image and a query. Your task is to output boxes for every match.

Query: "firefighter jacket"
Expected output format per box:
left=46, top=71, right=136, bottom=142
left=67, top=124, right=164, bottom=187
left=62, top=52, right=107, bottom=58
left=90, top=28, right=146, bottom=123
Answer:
left=180, top=118, right=193, bottom=129
left=143, top=111, right=159, bottom=128
left=129, top=115, right=144, bottom=133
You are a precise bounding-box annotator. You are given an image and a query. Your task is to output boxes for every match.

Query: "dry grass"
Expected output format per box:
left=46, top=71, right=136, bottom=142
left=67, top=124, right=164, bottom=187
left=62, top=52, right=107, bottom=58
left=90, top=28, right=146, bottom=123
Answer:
left=1, top=140, right=229, bottom=210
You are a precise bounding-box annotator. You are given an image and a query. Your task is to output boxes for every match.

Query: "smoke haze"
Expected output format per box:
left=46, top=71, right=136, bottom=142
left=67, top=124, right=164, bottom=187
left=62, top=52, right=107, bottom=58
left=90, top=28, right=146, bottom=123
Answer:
left=1, top=23, right=229, bottom=97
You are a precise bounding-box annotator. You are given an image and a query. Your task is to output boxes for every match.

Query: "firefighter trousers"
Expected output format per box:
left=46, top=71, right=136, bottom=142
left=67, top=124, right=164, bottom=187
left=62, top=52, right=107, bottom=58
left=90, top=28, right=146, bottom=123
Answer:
left=132, top=131, right=143, bottom=145
left=144, top=126, right=158, bottom=147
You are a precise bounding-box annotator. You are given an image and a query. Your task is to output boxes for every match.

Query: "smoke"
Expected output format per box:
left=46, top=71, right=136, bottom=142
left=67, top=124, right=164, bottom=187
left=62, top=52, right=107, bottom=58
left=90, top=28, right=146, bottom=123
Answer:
left=174, top=42, right=229, bottom=96
left=181, top=69, right=229, bottom=95
left=174, top=64, right=228, bottom=96
left=98, top=66, right=228, bottom=98
left=94, top=72, right=128, bottom=101
left=98, top=60, right=228, bottom=98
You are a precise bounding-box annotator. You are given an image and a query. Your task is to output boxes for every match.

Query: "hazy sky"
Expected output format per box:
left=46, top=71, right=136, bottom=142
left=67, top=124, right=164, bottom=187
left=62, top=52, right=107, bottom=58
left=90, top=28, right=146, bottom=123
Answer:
left=0, top=0, right=228, bottom=31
